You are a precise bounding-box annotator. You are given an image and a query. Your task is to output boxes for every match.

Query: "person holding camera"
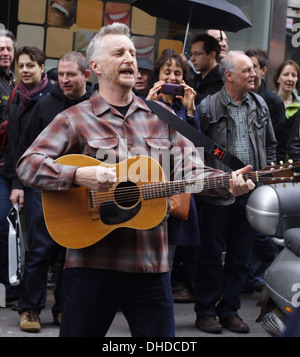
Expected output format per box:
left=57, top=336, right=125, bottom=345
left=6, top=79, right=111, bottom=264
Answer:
left=146, top=51, right=201, bottom=303
left=146, top=51, right=199, bottom=129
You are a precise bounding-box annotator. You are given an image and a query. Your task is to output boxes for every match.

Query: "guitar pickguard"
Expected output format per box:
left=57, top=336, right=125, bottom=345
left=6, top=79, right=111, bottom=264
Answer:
left=99, top=200, right=141, bottom=225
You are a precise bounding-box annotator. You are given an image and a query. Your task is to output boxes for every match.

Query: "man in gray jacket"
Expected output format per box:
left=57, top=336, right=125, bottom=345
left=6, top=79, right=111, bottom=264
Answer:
left=194, top=51, right=277, bottom=334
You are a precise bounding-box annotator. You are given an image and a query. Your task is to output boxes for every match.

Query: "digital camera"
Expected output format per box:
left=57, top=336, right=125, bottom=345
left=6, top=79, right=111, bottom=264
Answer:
left=162, top=83, right=184, bottom=96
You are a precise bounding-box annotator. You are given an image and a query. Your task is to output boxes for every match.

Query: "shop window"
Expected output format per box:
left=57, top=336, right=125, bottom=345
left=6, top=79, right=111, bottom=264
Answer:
left=131, top=7, right=156, bottom=37
left=45, top=27, right=74, bottom=58
left=17, top=24, right=45, bottom=49
left=158, top=39, right=183, bottom=57
left=76, top=0, right=103, bottom=29
left=12, top=0, right=271, bottom=66
left=18, top=0, right=46, bottom=24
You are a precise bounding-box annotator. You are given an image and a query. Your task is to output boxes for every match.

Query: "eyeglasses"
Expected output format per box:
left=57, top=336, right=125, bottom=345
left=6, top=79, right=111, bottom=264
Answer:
left=189, top=51, right=205, bottom=57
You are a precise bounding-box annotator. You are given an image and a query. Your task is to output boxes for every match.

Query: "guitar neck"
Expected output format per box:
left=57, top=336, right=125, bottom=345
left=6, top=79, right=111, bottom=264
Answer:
left=202, top=171, right=259, bottom=191
left=142, top=171, right=259, bottom=199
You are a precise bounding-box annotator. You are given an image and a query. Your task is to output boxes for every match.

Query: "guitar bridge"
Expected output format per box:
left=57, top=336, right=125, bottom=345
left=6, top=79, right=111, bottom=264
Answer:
left=87, top=190, right=100, bottom=220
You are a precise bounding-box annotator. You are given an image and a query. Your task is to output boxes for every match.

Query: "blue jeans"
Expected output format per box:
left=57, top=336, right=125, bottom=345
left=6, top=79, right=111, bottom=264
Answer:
left=0, top=175, right=36, bottom=298
left=0, top=175, right=15, bottom=298
left=60, top=268, right=175, bottom=337
left=18, top=189, right=65, bottom=317
left=0, top=175, right=11, bottom=235
left=194, top=194, right=254, bottom=319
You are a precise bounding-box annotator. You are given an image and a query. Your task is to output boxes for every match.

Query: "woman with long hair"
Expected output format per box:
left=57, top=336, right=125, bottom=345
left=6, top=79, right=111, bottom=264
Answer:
left=273, top=60, right=300, bottom=163
left=273, top=59, right=300, bottom=118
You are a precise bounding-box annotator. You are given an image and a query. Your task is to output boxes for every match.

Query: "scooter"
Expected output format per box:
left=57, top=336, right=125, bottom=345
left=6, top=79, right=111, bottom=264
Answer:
left=246, top=180, right=300, bottom=337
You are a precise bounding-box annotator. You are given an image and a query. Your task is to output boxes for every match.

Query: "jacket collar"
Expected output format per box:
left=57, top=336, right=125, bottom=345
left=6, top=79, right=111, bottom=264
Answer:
left=220, top=87, right=250, bottom=107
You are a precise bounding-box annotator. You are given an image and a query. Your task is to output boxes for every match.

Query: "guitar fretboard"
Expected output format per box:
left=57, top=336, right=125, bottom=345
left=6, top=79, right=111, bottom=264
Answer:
left=142, top=172, right=259, bottom=199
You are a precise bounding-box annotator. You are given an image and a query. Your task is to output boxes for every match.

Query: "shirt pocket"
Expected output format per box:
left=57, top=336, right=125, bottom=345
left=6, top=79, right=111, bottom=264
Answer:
left=252, top=118, right=267, bottom=146
left=144, top=137, right=172, bottom=159
left=144, top=137, right=171, bottom=149
left=144, top=137, right=173, bottom=179
left=87, top=136, right=119, bottom=162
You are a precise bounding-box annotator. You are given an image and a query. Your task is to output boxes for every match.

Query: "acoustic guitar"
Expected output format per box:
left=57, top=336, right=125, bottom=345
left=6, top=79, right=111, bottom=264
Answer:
left=42, top=154, right=300, bottom=249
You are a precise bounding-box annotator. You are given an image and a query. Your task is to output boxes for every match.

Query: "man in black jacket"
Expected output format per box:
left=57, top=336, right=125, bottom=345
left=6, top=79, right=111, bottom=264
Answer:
left=288, top=110, right=300, bottom=162
left=0, top=29, right=16, bottom=120
left=243, top=49, right=283, bottom=295
left=0, top=29, right=17, bottom=305
left=245, top=49, right=285, bottom=159
left=189, top=34, right=223, bottom=105
left=17, top=51, right=95, bottom=332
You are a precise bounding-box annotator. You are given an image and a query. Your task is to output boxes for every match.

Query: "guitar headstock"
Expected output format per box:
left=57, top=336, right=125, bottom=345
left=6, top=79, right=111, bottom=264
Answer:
left=259, top=160, right=300, bottom=185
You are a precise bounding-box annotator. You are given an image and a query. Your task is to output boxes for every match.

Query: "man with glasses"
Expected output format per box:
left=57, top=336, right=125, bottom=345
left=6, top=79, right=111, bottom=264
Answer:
left=190, top=34, right=223, bottom=104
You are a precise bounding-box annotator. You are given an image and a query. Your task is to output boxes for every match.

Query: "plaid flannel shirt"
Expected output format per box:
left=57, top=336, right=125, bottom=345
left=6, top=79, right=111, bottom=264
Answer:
left=224, top=90, right=255, bottom=169
left=17, top=91, right=226, bottom=273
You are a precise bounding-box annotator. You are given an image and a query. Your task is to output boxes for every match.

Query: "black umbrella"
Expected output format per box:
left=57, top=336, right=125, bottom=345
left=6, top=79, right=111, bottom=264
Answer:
left=131, top=0, right=252, bottom=52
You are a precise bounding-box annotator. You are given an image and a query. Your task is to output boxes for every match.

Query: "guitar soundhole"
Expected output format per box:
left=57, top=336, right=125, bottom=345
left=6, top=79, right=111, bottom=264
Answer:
left=114, top=181, right=140, bottom=208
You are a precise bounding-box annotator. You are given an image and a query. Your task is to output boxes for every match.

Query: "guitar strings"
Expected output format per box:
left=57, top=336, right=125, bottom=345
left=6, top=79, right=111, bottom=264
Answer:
left=88, top=176, right=278, bottom=207
left=86, top=171, right=284, bottom=207
left=87, top=172, right=276, bottom=203
left=89, top=176, right=295, bottom=208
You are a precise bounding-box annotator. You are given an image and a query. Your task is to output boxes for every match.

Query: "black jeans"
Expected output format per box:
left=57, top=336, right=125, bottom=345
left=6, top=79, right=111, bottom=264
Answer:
left=195, top=194, right=254, bottom=318
left=18, top=189, right=65, bottom=317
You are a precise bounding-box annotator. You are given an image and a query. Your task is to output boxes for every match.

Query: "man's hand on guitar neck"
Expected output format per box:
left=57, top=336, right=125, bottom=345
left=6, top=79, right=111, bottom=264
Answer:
left=74, top=165, right=116, bottom=191
left=227, top=165, right=256, bottom=196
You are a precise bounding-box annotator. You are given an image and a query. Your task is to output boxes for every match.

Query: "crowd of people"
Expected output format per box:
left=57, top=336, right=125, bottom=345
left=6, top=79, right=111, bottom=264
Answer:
left=0, top=22, right=299, bottom=337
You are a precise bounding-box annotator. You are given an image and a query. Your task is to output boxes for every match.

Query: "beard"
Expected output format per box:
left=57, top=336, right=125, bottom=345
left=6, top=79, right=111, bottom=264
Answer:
left=101, top=68, right=137, bottom=89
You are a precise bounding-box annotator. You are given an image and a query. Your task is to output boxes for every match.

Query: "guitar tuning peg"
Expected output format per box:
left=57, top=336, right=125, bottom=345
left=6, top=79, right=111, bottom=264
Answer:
left=288, top=159, right=293, bottom=164
left=271, top=162, right=275, bottom=166
left=280, top=161, right=283, bottom=165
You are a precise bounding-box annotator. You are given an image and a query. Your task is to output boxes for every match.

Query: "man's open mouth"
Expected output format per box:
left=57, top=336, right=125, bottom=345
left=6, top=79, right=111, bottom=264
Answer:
left=120, top=69, right=134, bottom=76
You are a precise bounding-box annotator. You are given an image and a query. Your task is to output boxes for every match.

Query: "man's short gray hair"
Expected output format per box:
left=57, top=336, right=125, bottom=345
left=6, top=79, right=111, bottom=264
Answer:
left=0, top=29, right=17, bottom=51
left=219, top=50, right=244, bottom=82
left=86, top=23, right=131, bottom=64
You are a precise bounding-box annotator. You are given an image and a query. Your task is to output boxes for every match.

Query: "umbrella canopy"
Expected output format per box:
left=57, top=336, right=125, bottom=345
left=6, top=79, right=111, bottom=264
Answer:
left=131, top=0, right=252, bottom=51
